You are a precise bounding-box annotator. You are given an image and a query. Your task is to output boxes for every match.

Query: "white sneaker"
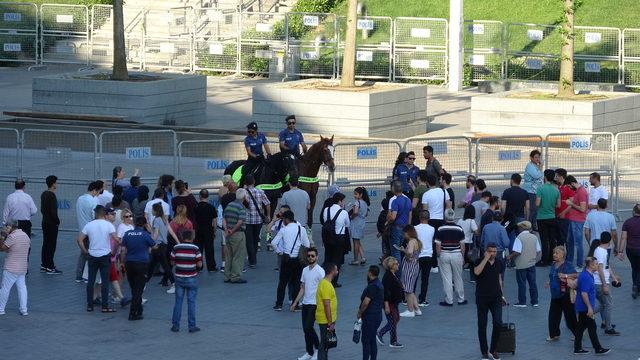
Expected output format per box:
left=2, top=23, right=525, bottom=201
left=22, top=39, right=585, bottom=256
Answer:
left=166, top=285, right=175, bottom=294
left=311, top=351, right=317, bottom=360
left=415, top=309, right=423, bottom=316
left=0, top=310, right=5, bottom=315
left=142, top=298, right=148, bottom=305
left=399, top=310, right=415, bottom=318
left=297, top=353, right=312, bottom=360
left=20, top=311, right=28, bottom=316
left=430, top=267, right=439, bottom=274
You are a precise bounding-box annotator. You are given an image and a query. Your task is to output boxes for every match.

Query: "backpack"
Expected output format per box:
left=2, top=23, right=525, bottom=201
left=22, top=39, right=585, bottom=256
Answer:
left=322, top=208, right=343, bottom=246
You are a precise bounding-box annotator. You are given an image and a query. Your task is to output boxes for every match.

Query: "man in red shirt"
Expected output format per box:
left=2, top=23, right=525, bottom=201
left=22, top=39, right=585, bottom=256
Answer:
left=554, top=169, right=574, bottom=248
left=564, top=176, right=588, bottom=270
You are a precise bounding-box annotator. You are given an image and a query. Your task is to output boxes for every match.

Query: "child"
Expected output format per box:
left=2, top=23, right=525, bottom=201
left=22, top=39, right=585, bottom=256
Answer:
left=350, top=187, right=370, bottom=265
left=170, top=229, right=203, bottom=333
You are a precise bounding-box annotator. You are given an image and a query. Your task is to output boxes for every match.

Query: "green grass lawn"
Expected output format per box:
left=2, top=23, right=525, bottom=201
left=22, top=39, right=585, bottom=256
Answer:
left=333, top=0, right=640, bottom=29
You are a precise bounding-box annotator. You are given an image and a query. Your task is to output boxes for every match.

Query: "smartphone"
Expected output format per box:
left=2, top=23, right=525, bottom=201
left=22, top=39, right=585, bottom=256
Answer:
left=392, top=244, right=402, bottom=251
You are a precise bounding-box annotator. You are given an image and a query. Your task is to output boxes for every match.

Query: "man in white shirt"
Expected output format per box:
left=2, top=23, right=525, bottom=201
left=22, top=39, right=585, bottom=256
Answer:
left=421, top=174, right=451, bottom=231
left=95, top=180, right=114, bottom=207
left=77, top=205, right=117, bottom=312
left=291, top=247, right=325, bottom=360
left=415, top=210, right=435, bottom=306
left=272, top=210, right=311, bottom=311
left=75, top=181, right=100, bottom=282
left=593, top=232, right=620, bottom=335
left=2, top=179, right=37, bottom=238
left=588, top=172, right=608, bottom=213
left=144, top=188, right=171, bottom=224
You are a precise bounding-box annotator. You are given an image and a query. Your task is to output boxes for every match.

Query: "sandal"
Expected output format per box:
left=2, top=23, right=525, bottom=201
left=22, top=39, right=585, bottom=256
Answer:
left=349, top=260, right=360, bottom=266
left=360, top=258, right=367, bottom=265
left=101, top=308, right=116, bottom=313
left=87, top=306, right=94, bottom=312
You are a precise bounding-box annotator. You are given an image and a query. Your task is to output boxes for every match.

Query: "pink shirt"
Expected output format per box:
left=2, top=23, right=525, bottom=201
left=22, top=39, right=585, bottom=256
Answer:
left=566, top=186, right=588, bottom=222
left=3, top=229, right=30, bottom=274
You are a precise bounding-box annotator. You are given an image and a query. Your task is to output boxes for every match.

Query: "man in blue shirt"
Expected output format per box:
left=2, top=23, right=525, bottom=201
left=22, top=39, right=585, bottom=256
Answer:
left=480, top=211, right=510, bottom=277
left=393, top=151, right=420, bottom=198
left=244, top=122, right=272, bottom=178
left=386, top=181, right=412, bottom=269
left=279, top=115, right=307, bottom=157
left=574, top=257, right=610, bottom=355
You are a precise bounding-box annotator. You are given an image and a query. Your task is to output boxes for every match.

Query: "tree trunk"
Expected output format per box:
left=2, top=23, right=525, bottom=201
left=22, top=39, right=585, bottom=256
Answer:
left=558, top=0, right=574, bottom=98
left=112, top=0, right=129, bottom=81
left=340, top=0, right=358, bottom=88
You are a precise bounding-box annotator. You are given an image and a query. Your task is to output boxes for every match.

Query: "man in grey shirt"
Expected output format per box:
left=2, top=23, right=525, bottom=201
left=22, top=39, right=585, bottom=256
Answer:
left=279, top=177, right=311, bottom=226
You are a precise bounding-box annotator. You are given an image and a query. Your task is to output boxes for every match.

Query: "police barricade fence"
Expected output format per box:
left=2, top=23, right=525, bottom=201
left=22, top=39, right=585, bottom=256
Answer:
left=464, top=20, right=505, bottom=81
left=0, top=128, right=20, bottom=178
left=622, top=28, right=640, bottom=87
left=98, top=130, right=177, bottom=186
left=239, top=11, right=286, bottom=75
left=403, top=136, right=473, bottom=179
left=89, top=4, right=145, bottom=67
left=192, top=7, right=240, bottom=73
left=333, top=140, right=402, bottom=184
left=336, top=16, right=393, bottom=80
left=393, top=17, right=448, bottom=82
left=614, top=131, right=640, bottom=216
left=572, top=26, right=621, bottom=84
left=0, top=2, right=38, bottom=64
left=285, top=12, right=338, bottom=78
left=40, top=3, right=89, bottom=65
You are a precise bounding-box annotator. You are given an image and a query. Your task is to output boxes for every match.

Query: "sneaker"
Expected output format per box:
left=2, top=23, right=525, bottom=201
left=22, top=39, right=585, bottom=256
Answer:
left=20, top=311, right=28, bottom=316
left=46, top=268, right=63, bottom=275
left=293, top=305, right=301, bottom=312
left=604, top=329, right=620, bottom=336
left=166, top=285, right=175, bottom=294
left=188, top=327, right=201, bottom=333
left=546, top=336, right=560, bottom=342
left=458, top=300, right=468, bottom=305
left=142, top=298, right=148, bottom=305
left=376, top=334, right=385, bottom=346
left=389, top=343, right=404, bottom=348
left=399, top=310, right=415, bottom=318
left=310, top=351, right=317, bottom=360
left=242, top=268, right=247, bottom=273
left=415, top=309, right=423, bottom=316
left=170, top=326, right=179, bottom=332
left=490, top=352, right=501, bottom=360
left=481, top=354, right=489, bottom=360
left=75, top=277, right=84, bottom=283
left=208, top=267, right=218, bottom=273
left=431, top=267, right=439, bottom=274
left=0, top=311, right=5, bottom=315
left=40, top=266, right=48, bottom=273
left=513, top=303, right=527, bottom=308
left=595, top=348, right=611, bottom=355
left=574, top=349, right=590, bottom=355
left=418, top=301, right=430, bottom=307
left=532, top=303, right=539, bottom=307
left=401, top=301, right=407, bottom=306
left=600, top=323, right=616, bottom=329
left=220, top=267, right=225, bottom=273
left=439, top=301, right=453, bottom=307
left=273, top=305, right=283, bottom=311
left=298, top=353, right=313, bottom=360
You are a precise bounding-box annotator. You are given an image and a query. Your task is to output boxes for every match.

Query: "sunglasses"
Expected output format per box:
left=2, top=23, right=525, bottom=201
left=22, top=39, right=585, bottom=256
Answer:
left=287, top=121, right=296, bottom=125
left=408, top=157, right=416, bottom=160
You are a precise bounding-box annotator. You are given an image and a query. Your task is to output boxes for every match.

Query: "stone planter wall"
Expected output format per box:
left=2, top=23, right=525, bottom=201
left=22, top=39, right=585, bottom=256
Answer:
left=33, top=72, right=206, bottom=126
left=471, top=90, right=640, bottom=136
left=252, top=80, right=428, bottom=138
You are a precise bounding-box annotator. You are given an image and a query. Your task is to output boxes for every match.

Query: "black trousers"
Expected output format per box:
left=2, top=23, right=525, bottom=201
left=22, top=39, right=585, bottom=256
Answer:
left=41, top=222, right=59, bottom=269
left=537, top=219, right=559, bottom=264
left=575, top=311, right=603, bottom=351
left=126, top=261, right=148, bottom=317
left=87, top=254, right=111, bottom=308
left=245, top=224, right=262, bottom=266
left=428, top=219, right=444, bottom=268
left=416, top=256, right=433, bottom=303
left=324, top=241, right=344, bottom=286
left=276, top=257, right=302, bottom=306
left=302, top=304, right=320, bottom=356
left=548, top=293, right=577, bottom=338
left=17, top=219, right=32, bottom=238
left=476, top=296, right=502, bottom=355
left=196, top=230, right=216, bottom=270
left=147, top=244, right=174, bottom=284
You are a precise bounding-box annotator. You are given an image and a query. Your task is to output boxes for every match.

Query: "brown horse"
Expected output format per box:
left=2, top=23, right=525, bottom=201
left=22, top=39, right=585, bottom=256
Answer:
left=297, top=135, right=335, bottom=227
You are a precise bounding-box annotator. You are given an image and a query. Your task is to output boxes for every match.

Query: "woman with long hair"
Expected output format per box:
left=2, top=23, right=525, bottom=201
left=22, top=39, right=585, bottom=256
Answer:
left=132, top=185, right=149, bottom=220
left=170, top=204, right=194, bottom=243
left=457, top=205, right=479, bottom=270
left=111, top=166, right=139, bottom=192
left=147, top=203, right=179, bottom=294
left=350, top=186, right=371, bottom=265
left=398, top=225, right=423, bottom=318
left=377, top=256, right=405, bottom=348
left=171, top=180, right=197, bottom=225
left=391, top=152, right=408, bottom=180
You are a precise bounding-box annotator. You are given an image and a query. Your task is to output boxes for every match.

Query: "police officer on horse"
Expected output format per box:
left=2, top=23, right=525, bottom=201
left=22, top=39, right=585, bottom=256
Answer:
left=244, top=122, right=272, bottom=177
left=278, top=115, right=307, bottom=158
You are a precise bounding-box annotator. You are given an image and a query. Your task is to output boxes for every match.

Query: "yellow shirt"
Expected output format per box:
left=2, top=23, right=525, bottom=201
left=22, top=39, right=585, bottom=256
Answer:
left=315, top=278, right=337, bottom=324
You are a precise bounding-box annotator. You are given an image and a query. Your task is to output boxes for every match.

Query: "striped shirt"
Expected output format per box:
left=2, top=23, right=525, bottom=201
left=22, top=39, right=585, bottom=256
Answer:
left=224, top=200, right=246, bottom=231
left=434, top=223, right=465, bottom=252
left=170, top=243, right=202, bottom=278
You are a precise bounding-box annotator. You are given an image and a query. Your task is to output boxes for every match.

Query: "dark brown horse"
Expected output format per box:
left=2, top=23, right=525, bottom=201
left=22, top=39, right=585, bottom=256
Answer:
left=297, top=135, right=335, bottom=227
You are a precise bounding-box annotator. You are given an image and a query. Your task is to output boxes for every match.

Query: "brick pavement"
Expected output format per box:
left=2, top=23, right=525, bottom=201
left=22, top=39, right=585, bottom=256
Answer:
left=0, top=225, right=638, bottom=360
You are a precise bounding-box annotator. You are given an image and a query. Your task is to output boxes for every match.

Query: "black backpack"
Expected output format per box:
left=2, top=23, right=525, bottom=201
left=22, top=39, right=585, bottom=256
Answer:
left=322, top=208, right=343, bottom=246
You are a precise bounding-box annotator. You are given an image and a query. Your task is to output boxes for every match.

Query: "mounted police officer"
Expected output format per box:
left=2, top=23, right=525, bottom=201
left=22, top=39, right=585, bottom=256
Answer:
left=278, top=115, right=307, bottom=158
left=244, top=122, right=272, bottom=178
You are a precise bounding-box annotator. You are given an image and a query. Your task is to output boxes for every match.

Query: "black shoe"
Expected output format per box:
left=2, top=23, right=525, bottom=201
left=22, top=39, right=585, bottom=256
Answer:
left=232, top=279, right=247, bottom=284
left=170, top=326, right=179, bottom=332
left=604, top=329, right=620, bottom=336
left=600, top=323, right=616, bottom=329
left=439, top=301, right=453, bottom=307
left=46, top=268, right=63, bottom=275
left=273, top=305, right=283, bottom=311
left=223, top=279, right=231, bottom=283
left=595, top=348, right=611, bottom=355
left=293, top=305, right=301, bottom=312
left=189, top=327, right=201, bottom=333
left=334, top=283, right=342, bottom=288
left=208, top=267, right=218, bottom=273
left=573, top=349, right=590, bottom=355
left=458, top=300, right=468, bottom=305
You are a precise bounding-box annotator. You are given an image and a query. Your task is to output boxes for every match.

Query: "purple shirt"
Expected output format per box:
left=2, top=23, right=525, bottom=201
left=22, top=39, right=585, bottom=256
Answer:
left=622, top=216, right=640, bottom=249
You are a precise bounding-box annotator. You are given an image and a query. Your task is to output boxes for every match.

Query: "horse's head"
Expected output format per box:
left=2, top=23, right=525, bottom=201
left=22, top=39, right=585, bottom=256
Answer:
left=319, top=135, right=336, bottom=173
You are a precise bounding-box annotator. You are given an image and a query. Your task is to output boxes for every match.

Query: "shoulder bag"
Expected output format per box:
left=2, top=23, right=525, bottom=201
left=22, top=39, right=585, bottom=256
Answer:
left=247, top=188, right=267, bottom=224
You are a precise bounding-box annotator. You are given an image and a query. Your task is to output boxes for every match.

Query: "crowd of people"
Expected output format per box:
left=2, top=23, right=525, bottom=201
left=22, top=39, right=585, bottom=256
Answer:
left=0, top=142, right=639, bottom=360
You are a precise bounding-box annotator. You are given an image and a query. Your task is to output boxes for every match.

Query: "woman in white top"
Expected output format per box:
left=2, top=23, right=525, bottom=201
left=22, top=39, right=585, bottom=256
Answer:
left=456, top=206, right=479, bottom=270
left=320, top=192, right=350, bottom=287
left=349, top=187, right=370, bottom=266
left=112, top=209, right=135, bottom=305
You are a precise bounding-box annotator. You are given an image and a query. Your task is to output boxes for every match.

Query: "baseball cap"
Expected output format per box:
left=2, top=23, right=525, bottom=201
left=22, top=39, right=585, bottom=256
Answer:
left=246, top=122, right=258, bottom=131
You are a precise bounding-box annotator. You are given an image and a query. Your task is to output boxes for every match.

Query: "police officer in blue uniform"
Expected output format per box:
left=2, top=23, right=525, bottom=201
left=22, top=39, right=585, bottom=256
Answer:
left=393, top=151, right=420, bottom=198
left=278, top=115, right=307, bottom=158
left=244, top=122, right=271, bottom=177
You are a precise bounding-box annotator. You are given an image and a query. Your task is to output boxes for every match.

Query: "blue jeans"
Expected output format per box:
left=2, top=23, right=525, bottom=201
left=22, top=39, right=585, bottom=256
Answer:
left=566, top=221, right=584, bottom=268
left=172, top=276, right=198, bottom=330
left=515, top=266, right=538, bottom=305
left=390, top=227, right=404, bottom=276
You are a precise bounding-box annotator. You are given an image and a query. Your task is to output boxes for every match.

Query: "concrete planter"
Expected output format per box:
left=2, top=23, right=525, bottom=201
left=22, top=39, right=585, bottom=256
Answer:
left=252, top=79, right=428, bottom=138
left=471, top=90, right=640, bottom=135
left=32, top=72, right=206, bottom=126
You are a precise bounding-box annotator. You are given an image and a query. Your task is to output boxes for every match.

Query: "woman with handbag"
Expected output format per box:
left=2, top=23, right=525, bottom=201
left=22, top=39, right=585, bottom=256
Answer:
left=545, top=246, right=578, bottom=341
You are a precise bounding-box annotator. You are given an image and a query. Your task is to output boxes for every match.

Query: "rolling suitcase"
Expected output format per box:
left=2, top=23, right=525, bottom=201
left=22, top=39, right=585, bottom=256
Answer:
left=496, top=306, right=516, bottom=355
